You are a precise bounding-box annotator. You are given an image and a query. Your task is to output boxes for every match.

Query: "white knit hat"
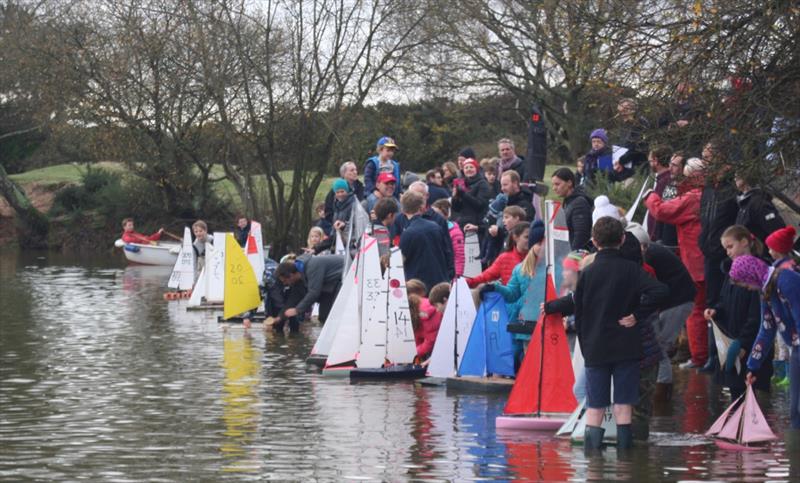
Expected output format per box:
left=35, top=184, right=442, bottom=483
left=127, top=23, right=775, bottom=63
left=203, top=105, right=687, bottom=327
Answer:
left=684, top=157, right=705, bottom=177
left=592, top=195, right=622, bottom=225
left=626, top=222, right=650, bottom=246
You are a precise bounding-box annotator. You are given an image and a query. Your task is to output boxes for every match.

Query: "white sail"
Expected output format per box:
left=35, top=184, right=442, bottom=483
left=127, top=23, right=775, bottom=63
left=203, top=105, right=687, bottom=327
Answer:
left=385, top=247, right=417, bottom=364
left=426, top=278, right=476, bottom=378
left=463, top=232, right=482, bottom=278
left=187, top=266, right=206, bottom=307
left=246, top=221, right=266, bottom=285
left=355, top=237, right=388, bottom=369
left=167, top=227, right=196, bottom=290
left=205, top=232, right=228, bottom=303
left=311, top=257, right=358, bottom=357
left=327, top=235, right=380, bottom=366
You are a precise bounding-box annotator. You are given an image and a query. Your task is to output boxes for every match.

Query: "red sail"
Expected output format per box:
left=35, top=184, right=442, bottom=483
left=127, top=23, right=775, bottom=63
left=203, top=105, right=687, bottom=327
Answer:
left=503, top=273, right=577, bottom=415
left=246, top=234, right=258, bottom=254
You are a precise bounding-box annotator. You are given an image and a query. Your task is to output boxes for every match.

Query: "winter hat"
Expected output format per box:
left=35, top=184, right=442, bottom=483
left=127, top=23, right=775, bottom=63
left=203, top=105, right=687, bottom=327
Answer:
left=462, top=158, right=480, bottom=171
left=376, top=136, right=398, bottom=150
left=626, top=222, right=650, bottom=246
left=562, top=250, right=587, bottom=272
left=459, top=147, right=476, bottom=159
left=765, top=225, right=796, bottom=254
left=590, top=128, right=608, bottom=145
left=332, top=178, right=351, bottom=193
left=592, top=195, right=622, bottom=225
left=684, top=157, right=705, bottom=177
left=729, top=255, right=770, bottom=289
left=529, top=219, right=545, bottom=246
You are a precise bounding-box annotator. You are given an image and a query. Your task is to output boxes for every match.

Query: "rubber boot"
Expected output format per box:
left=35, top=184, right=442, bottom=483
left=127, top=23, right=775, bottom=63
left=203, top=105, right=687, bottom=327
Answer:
left=616, top=424, right=633, bottom=450
left=583, top=425, right=605, bottom=456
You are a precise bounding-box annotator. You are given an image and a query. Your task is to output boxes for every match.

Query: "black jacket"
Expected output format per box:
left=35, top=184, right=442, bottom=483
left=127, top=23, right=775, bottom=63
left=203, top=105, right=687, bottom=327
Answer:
left=699, top=180, right=738, bottom=261
left=735, top=188, right=785, bottom=243
left=427, top=183, right=450, bottom=206
left=506, top=187, right=536, bottom=221
left=399, top=215, right=451, bottom=292
left=563, top=189, right=593, bottom=251
left=394, top=208, right=455, bottom=279
left=452, top=174, right=492, bottom=227
left=574, top=249, right=668, bottom=366
left=644, top=242, right=697, bottom=309
left=324, top=180, right=365, bottom=222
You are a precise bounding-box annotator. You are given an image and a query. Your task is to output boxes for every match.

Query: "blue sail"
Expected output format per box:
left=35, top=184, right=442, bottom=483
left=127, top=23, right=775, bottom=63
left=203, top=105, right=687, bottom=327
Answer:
left=458, top=292, right=515, bottom=377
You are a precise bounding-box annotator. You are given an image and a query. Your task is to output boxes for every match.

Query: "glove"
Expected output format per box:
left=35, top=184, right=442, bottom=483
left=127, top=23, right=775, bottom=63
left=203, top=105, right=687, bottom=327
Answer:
left=724, top=339, right=742, bottom=372
left=479, top=284, right=495, bottom=297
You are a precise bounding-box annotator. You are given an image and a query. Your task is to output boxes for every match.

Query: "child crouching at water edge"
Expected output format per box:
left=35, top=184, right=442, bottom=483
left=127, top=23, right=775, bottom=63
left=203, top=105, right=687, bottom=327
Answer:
left=574, top=217, right=668, bottom=453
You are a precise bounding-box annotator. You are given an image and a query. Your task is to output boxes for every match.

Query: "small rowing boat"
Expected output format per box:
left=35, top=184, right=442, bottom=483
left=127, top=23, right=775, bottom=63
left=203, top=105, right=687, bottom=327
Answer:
left=115, top=239, right=180, bottom=265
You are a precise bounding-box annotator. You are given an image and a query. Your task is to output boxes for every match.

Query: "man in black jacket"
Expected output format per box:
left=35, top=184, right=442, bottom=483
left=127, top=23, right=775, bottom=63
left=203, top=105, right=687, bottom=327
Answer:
left=734, top=173, right=785, bottom=244
left=399, top=191, right=451, bottom=292
left=276, top=254, right=344, bottom=324
left=552, top=167, right=593, bottom=251
left=574, top=217, right=668, bottom=453
left=500, top=170, right=535, bottom=220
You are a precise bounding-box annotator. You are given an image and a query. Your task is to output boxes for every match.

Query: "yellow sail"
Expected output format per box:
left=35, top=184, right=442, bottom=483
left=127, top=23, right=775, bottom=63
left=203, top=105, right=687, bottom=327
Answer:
left=223, top=233, right=261, bottom=320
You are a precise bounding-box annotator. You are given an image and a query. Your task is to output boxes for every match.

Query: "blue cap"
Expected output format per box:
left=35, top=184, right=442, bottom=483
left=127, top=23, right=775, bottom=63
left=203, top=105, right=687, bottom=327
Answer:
left=376, top=136, right=398, bottom=150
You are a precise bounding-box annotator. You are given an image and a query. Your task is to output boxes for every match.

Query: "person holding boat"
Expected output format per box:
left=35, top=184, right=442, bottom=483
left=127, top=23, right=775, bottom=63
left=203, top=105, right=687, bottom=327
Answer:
left=120, top=218, right=163, bottom=244
left=276, top=253, right=345, bottom=324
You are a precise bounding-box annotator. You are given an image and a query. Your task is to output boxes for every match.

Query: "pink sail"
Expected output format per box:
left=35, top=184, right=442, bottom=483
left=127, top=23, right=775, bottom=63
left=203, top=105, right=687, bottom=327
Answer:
left=706, top=393, right=743, bottom=437
left=740, top=386, right=778, bottom=443
left=716, top=401, right=745, bottom=441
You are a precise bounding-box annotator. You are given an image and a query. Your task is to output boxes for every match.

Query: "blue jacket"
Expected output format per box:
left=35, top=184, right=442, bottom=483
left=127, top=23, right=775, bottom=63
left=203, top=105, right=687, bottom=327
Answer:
left=493, top=264, right=532, bottom=323
left=399, top=215, right=451, bottom=292
left=363, top=155, right=401, bottom=197
left=747, top=269, right=800, bottom=371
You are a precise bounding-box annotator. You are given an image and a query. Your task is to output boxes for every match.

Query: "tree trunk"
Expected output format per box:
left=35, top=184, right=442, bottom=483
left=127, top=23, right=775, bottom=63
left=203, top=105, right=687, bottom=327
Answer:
left=0, top=164, right=49, bottom=246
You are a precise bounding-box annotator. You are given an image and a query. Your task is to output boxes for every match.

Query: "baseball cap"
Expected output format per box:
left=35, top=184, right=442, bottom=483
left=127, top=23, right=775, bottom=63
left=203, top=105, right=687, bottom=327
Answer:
left=376, top=136, right=398, bottom=150
left=377, top=172, right=397, bottom=184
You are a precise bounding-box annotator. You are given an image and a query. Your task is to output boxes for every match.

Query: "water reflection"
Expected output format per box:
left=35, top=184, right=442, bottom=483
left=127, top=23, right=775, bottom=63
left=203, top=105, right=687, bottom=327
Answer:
left=0, top=249, right=798, bottom=481
left=220, top=332, right=262, bottom=473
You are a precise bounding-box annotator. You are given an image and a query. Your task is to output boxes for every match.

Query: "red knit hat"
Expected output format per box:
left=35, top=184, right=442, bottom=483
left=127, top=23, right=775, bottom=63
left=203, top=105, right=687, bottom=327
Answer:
left=765, top=225, right=796, bottom=254
left=462, top=158, right=479, bottom=170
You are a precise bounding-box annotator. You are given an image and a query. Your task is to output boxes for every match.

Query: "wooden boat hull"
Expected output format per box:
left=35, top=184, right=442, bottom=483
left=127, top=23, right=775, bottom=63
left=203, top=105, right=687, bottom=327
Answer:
left=306, top=354, right=328, bottom=367
left=118, top=240, right=180, bottom=265
left=350, top=365, right=426, bottom=380
left=495, top=413, right=571, bottom=431
left=446, top=376, right=514, bottom=393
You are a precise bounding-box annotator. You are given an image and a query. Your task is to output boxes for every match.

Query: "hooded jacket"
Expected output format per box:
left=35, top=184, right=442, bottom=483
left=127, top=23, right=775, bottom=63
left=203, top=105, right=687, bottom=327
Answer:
left=563, top=188, right=593, bottom=251
left=452, top=174, right=492, bottom=227
left=735, top=188, right=785, bottom=243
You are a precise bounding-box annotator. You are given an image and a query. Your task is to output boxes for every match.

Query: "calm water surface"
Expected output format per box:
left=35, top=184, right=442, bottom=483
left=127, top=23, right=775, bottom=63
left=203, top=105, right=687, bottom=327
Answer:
left=1, top=249, right=798, bottom=481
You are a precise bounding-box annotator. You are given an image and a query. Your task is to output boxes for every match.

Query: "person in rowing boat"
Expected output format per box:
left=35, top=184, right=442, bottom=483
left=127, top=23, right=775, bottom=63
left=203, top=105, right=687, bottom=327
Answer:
left=120, top=218, right=163, bottom=245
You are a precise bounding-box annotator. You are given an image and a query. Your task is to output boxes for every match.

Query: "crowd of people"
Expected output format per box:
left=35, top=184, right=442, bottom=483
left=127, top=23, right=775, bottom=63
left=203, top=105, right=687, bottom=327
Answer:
left=121, top=96, right=800, bottom=452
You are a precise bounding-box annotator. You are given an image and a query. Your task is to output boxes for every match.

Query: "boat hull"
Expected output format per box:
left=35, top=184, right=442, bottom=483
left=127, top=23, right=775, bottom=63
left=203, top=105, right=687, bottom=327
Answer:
left=306, top=354, right=328, bottom=367
left=119, top=240, right=180, bottom=265
left=495, top=413, right=570, bottom=431
left=321, top=366, right=355, bottom=377
left=446, top=376, right=514, bottom=393
left=714, top=439, right=762, bottom=451
left=350, top=365, right=426, bottom=380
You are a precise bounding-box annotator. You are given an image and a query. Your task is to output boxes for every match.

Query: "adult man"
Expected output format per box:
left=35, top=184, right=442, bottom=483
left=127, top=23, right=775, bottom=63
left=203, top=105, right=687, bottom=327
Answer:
left=276, top=254, right=345, bottom=324
left=399, top=191, right=450, bottom=292
left=498, top=170, right=535, bottom=221
left=551, top=168, right=593, bottom=251
left=362, top=172, right=399, bottom=217
left=734, top=172, right=785, bottom=244
left=497, top=138, right=527, bottom=181
left=425, top=168, right=450, bottom=205
left=324, top=161, right=365, bottom=223
left=646, top=146, right=677, bottom=246
left=613, top=98, right=650, bottom=169
left=364, top=136, right=401, bottom=197
left=394, top=181, right=455, bottom=279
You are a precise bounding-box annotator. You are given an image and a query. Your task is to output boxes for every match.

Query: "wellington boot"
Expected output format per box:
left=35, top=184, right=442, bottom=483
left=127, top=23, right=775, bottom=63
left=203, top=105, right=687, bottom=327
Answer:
left=617, top=424, right=633, bottom=450
left=583, top=425, right=605, bottom=456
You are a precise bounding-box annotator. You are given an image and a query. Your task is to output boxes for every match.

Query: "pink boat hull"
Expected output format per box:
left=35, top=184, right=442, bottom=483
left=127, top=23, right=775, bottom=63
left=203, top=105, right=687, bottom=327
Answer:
left=495, top=414, right=569, bottom=431
left=714, top=439, right=762, bottom=452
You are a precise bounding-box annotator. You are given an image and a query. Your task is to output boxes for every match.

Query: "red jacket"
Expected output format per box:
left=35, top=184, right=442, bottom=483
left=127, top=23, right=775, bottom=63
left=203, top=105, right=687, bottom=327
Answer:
left=121, top=230, right=162, bottom=244
left=450, top=222, right=465, bottom=277
left=467, top=248, right=526, bottom=287
left=645, top=188, right=705, bottom=282
left=415, top=297, right=442, bottom=357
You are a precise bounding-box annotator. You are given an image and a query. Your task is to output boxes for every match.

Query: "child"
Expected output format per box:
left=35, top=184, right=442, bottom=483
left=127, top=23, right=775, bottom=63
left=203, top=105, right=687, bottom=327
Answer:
left=304, top=226, right=325, bottom=254
left=575, top=156, right=585, bottom=186
left=705, top=225, right=771, bottom=400
left=765, top=225, right=798, bottom=383
left=234, top=215, right=251, bottom=248
left=313, top=202, right=334, bottom=237
left=192, top=220, right=213, bottom=274
left=416, top=282, right=451, bottom=363
left=733, top=255, right=800, bottom=428
left=483, top=206, right=526, bottom=267
left=574, top=217, right=667, bottom=452
left=480, top=158, right=500, bottom=198
left=431, top=199, right=465, bottom=277
left=467, top=222, right=530, bottom=288
left=120, top=218, right=163, bottom=244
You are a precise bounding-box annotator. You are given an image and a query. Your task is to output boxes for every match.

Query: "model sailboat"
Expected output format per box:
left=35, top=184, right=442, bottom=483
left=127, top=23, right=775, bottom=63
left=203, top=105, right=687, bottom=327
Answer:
left=187, top=231, right=227, bottom=309
left=463, top=231, right=482, bottom=278
left=165, top=226, right=196, bottom=299
left=222, top=233, right=262, bottom=321
left=350, top=246, right=425, bottom=379
left=307, top=257, right=359, bottom=367
left=706, top=385, right=777, bottom=451
left=425, top=277, right=477, bottom=380
left=496, top=200, right=577, bottom=430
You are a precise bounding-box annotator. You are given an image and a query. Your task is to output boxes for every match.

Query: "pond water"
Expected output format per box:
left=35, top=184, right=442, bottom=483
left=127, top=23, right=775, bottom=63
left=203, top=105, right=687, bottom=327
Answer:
left=1, top=250, right=798, bottom=481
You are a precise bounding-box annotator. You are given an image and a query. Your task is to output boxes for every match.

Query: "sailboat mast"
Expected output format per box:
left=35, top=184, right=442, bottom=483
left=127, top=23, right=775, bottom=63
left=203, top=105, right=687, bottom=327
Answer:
left=453, top=279, right=459, bottom=374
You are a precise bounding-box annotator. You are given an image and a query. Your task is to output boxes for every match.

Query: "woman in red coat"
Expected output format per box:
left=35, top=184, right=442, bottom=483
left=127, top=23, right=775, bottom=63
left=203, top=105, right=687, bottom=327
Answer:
left=467, top=222, right=530, bottom=288
left=644, top=158, right=708, bottom=368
